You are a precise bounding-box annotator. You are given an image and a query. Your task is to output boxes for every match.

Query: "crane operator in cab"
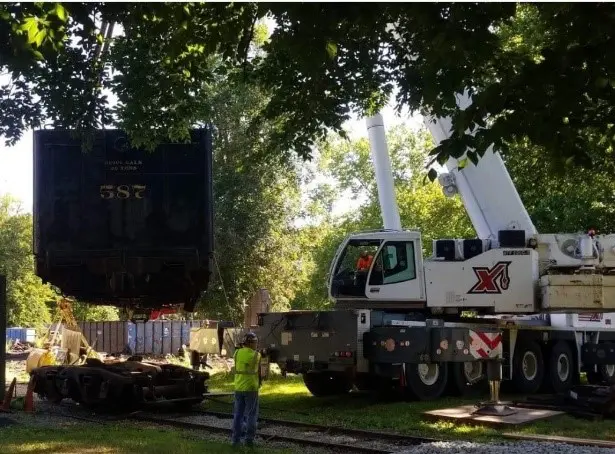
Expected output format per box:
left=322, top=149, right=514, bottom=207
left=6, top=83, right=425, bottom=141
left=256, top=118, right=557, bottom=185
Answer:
left=356, top=250, right=373, bottom=271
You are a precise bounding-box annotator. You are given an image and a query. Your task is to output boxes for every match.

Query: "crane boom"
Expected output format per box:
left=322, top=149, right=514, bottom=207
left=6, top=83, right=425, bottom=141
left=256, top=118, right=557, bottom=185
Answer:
left=423, top=92, right=537, bottom=240
left=366, top=114, right=402, bottom=231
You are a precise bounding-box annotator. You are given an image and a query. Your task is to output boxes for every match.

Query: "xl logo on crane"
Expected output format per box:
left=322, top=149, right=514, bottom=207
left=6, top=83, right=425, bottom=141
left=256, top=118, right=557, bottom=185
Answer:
left=467, top=261, right=512, bottom=294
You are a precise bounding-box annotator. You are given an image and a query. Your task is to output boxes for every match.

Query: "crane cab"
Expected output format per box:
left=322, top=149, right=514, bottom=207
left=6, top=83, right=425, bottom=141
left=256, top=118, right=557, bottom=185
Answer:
left=327, top=230, right=426, bottom=309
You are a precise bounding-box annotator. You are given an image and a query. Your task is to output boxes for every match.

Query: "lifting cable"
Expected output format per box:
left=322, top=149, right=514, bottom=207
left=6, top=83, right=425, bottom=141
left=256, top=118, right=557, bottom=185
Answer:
left=212, top=253, right=240, bottom=354
left=213, top=253, right=231, bottom=309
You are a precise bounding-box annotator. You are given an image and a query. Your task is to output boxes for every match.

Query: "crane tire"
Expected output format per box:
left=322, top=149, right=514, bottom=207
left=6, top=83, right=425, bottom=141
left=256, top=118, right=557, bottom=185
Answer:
left=447, top=361, right=488, bottom=397
left=587, top=364, right=615, bottom=385
left=512, top=340, right=544, bottom=394
left=303, top=371, right=351, bottom=397
left=404, top=362, right=448, bottom=401
left=544, top=341, right=576, bottom=393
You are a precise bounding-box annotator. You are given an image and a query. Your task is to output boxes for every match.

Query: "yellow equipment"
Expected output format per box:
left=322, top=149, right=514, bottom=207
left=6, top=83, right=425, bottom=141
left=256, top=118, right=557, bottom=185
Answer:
left=26, top=298, right=100, bottom=372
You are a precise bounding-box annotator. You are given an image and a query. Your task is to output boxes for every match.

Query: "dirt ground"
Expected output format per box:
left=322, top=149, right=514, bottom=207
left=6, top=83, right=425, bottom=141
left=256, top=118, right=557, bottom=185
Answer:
left=6, top=351, right=29, bottom=384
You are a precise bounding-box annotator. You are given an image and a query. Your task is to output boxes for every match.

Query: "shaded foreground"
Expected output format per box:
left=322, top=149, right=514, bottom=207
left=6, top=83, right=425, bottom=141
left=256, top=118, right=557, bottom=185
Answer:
left=1, top=420, right=290, bottom=454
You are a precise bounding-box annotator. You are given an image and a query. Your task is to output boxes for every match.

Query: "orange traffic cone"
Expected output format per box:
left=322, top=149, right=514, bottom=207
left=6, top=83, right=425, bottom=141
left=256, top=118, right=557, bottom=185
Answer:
left=1, top=377, right=17, bottom=412
left=23, top=376, right=35, bottom=413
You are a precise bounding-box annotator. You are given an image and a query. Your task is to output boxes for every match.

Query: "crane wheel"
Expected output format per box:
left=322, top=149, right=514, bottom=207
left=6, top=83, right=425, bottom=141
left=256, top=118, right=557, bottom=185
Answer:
left=446, top=361, right=488, bottom=397
left=586, top=364, right=615, bottom=385
left=544, top=341, right=576, bottom=393
left=403, top=362, right=448, bottom=401
left=587, top=365, right=615, bottom=385
left=302, top=371, right=352, bottom=397
left=512, top=340, right=544, bottom=394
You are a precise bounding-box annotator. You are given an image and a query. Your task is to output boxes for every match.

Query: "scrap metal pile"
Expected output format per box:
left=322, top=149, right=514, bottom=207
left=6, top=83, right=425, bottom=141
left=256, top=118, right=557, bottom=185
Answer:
left=7, top=341, right=30, bottom=353
left=513, top=384, right=615, bottom=420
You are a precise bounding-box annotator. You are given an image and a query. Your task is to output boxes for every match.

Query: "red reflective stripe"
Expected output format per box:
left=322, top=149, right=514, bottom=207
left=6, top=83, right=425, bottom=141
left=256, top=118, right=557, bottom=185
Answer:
left=475, top=332, right=502, bottom=350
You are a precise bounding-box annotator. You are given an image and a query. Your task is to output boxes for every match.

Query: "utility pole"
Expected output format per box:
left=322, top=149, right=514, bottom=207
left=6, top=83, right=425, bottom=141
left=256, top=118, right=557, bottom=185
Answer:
left=0, top=275, right=6, bottom=402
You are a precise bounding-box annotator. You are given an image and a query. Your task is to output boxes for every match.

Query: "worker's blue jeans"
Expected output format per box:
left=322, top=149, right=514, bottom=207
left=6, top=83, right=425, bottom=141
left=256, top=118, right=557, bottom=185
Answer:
left=231, top=391, right=259, bottom=445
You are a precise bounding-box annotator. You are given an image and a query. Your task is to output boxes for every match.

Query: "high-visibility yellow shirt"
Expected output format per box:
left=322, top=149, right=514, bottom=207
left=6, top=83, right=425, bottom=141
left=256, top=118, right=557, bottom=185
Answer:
left=233, top=347, right=261, bottom=392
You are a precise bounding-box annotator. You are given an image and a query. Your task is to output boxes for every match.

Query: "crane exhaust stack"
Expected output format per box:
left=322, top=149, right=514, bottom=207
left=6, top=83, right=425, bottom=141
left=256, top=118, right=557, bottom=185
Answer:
left=366, top=113, right=402, bottom=231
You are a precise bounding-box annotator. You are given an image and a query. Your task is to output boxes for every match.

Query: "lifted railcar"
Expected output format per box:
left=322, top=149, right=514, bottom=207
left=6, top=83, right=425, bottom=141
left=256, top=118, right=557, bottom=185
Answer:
left=33, top=128, right=214, bottom=312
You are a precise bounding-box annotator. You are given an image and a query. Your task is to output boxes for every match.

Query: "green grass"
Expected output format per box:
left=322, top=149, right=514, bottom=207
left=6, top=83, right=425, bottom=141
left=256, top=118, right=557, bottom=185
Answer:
left=1, top=421, right=293, bottom=454
left=5, top=370, right=613, bottom=450
left=204, top=372, right=615, bottom=442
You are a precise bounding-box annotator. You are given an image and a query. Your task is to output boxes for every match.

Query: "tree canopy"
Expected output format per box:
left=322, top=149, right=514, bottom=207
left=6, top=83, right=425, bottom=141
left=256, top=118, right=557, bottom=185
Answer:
left=188, top=76, right=306, bottom=322
left=3, top=2, right=615, bottom=326
left=505, top=139, right=615, bottom=234
left=2, top=3, right=614, bottom=172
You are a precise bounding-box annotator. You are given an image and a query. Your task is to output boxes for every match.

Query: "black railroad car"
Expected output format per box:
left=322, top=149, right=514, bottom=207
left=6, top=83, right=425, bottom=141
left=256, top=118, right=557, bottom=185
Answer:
left=33, top=128, right=214, bottom=312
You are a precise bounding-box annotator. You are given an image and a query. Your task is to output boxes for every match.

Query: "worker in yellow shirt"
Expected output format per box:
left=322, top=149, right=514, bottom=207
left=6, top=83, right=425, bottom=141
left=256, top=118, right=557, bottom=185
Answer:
left=231, top=332, right=262, bottom=448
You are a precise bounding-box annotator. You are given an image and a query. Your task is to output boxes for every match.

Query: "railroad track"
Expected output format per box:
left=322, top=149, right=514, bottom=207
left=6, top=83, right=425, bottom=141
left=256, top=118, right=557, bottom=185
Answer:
left=30, top=399, right=438, bottom=452
left=198, top=409, right=437, bottom=443
left=131, top=410, right=437, bottom=453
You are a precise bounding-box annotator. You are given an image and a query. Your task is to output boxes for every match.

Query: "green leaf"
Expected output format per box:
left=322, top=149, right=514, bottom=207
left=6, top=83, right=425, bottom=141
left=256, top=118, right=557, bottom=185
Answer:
left=427, top=168, right=438, bottom=182
left=18, top=17, right=34, bottom=31
left=458, top=158, right=468, bottom=169
left=33, top=29, right=46, bottom=47
left=183, top=69, right=191, bottom=78
left=467, top=151, right=479, bottom=166
left=27, top=25, right=39, bottom=44
left=32, top=49, right=44, bottom=60
left=325, top=41, right=337, bottom=59
left=55, top=3, right=67, bottom=21
left=19, top=17, right=38, bottom=42
left=436, top=152, right=448, bottom=166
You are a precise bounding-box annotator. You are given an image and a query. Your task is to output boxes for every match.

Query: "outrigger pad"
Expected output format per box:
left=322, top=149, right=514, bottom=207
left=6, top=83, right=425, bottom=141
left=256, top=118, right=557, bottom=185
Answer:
left=472, top=402, right=517, bottom=417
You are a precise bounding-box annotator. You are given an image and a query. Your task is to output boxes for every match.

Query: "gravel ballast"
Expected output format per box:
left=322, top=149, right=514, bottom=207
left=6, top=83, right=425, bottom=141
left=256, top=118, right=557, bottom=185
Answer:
left=145, top=413, right=615, bottom=454
left=394, top=441, right=615, bottom=454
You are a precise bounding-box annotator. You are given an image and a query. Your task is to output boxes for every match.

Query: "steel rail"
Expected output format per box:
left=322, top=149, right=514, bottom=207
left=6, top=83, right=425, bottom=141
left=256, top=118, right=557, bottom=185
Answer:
left=131, top=414, right=434, bottom=453
left=193, top=409, right=438, bottom=444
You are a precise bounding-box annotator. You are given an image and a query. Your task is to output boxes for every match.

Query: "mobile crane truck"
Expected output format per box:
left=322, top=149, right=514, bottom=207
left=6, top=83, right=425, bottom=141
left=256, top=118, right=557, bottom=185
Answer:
left=255, top=91, right=615, bottom=408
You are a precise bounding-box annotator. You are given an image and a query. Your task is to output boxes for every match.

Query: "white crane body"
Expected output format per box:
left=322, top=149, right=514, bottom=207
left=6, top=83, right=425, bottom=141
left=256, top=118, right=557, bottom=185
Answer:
left=257, top=90, right=615, bottom=402
left=329, top=91, right=615, bottom=315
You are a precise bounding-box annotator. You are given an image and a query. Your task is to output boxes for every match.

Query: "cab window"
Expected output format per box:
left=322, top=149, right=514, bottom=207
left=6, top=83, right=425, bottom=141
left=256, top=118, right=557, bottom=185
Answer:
left=330, top=239, right=381, bottom=298
left=369, top=241, right=416, bottom=286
